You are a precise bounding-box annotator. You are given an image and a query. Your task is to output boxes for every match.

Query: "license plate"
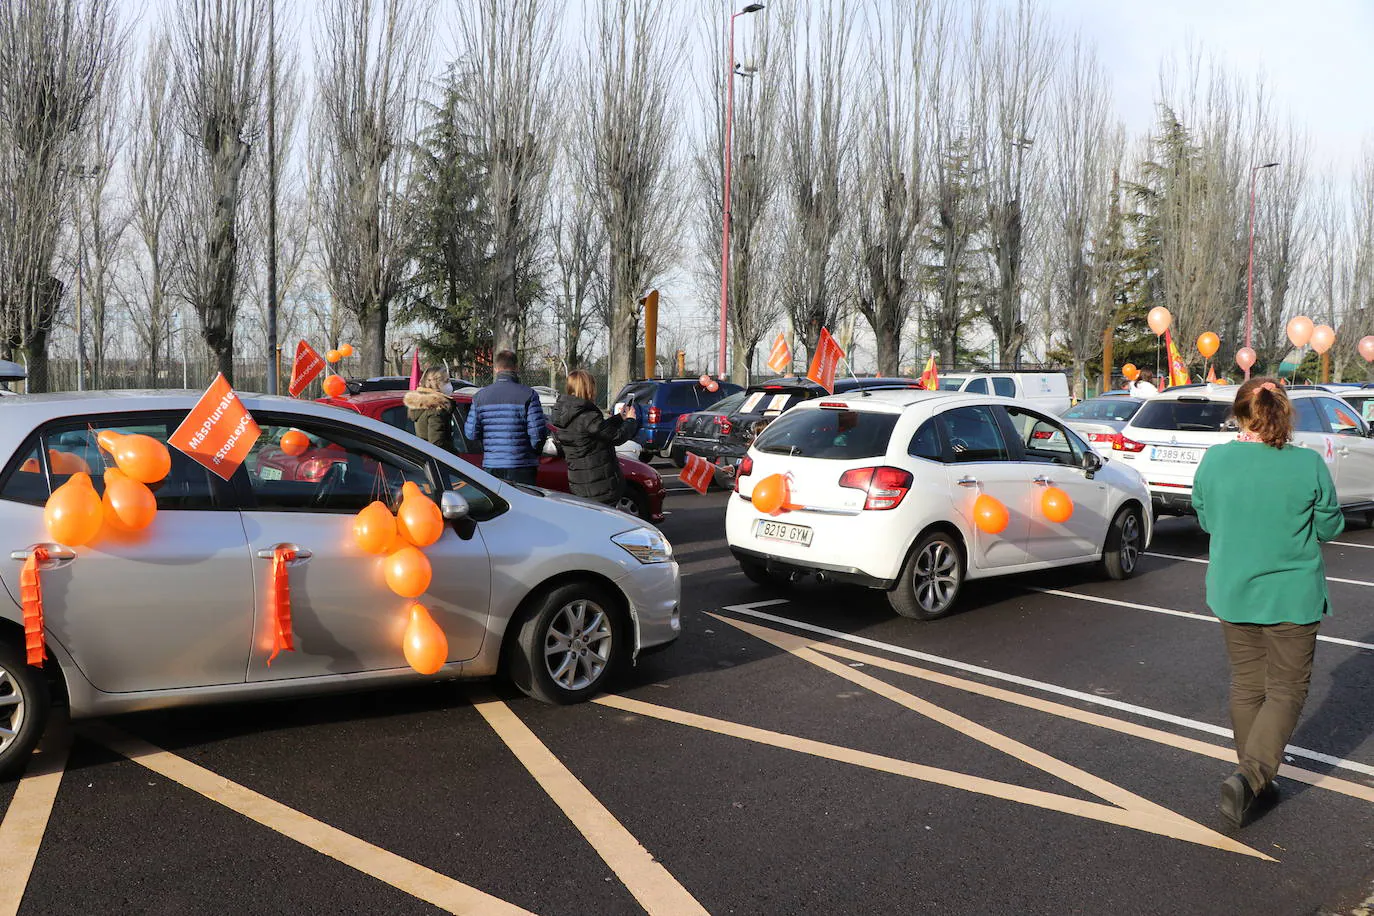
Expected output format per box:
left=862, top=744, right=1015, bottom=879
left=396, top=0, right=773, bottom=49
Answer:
left=756, top=520, right=813, bottom=546
left=259, top=466, right=282, bottom=481
left=1150, top=446, right=1201, bottom=464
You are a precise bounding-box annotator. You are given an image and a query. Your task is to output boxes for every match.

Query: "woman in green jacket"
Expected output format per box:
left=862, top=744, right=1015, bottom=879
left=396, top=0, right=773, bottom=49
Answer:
left=404, top=367, right=457, bottom=453
left=1193, top=378, right=1344, bottom=827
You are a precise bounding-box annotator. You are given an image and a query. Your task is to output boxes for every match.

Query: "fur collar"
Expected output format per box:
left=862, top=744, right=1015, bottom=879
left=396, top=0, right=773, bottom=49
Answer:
left=404, top=387, right=452, bottom=410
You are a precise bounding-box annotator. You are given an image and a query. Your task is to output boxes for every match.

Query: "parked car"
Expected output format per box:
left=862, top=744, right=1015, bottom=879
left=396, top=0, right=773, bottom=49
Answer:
left=1114, top=385, right=1374, bottom=518
left=346, top=375, right=477, bottom=396
left=935, top=372, right=1072, bottom=414
left=609, top=377, right=744, bottom=460
left=684, top=377, right=924, bottom=488
left=726, top=389, right=1150, bottom=620
left=1, top=359, right=24, bottom=395
left=0, top=391, right=681, bottom=778
left=1061, top=396, right=1146, bottom=454
left=665, top=390, right=748, bottom=468
left=316, top=389, right=665, bottom=523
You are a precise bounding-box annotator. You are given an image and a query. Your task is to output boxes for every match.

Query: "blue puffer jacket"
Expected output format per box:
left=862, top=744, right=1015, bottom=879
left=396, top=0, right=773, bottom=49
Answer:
left=464, top=371, right=548, bottom=469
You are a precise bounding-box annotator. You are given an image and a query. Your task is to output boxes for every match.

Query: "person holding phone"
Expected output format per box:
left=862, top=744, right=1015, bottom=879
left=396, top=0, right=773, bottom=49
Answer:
left=550, top=370, right=638, bottom=507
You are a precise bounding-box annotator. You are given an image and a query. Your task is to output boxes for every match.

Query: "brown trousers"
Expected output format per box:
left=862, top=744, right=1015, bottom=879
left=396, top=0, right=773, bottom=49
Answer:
left=1219, top=620, right=1320, bottom=793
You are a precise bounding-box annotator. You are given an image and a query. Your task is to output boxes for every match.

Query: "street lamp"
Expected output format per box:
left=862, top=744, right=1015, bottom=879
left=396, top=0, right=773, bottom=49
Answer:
left=1244, top=161, right=1280, bottom=379
left=718, top=2, right=764, bottom=381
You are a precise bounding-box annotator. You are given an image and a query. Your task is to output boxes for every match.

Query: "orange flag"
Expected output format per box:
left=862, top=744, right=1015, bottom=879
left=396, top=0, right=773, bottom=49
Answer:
left=288, top=340, right=326, bottom=397
left=1165, top=330, right=1190, bottom=387
left=19, top=548, right=47, bottom=667
left=806, top=328, right=845, bottom=393
left=918, top=354, right=939, bottom=390
left=169, top=373, right=262, bottom=481
left=766, top=333, right=792, bottom=374
left=680, top=452, right=715, bottom=495
left=1205, top=364, right=1217, bottom=383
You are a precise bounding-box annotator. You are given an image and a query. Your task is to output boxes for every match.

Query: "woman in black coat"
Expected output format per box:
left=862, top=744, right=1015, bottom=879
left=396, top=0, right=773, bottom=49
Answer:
left=550, top=370, right=637, bottom=506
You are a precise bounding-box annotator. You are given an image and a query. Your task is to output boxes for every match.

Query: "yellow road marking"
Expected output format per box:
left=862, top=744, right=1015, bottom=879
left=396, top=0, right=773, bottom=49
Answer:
left=472, top=693, right=709, bottom=916
left=0, top=722, right=71, bottom=916
left=83, top=723, right=532, bottom=916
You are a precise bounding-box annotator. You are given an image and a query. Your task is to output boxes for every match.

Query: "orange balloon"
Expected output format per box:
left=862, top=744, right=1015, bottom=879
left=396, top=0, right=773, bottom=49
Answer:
left=322, top=375, right=346, bottom=398
left=1235, top=347, right=1257, bottom=371
left=1121, top=363, right=1139, bottom=381
left=280, top=429, right=309, bottom=457
left=20, top=458, right=39, bottom=473
left=48, top=449, right=91, bottom=475
left=403, top=602, right=448, bottom=675
left=99, top=431, right=171, bottom=484
left=326, top=349, right=342, bottom=364
left=396, top=481, right=444, bottom=547
left=1041, top=486, right=1074, bottom=523
left=1147, top=306, right=1172, bottom=337
left=751, top=474, right=790, bottom=516
left=384, top=546, right=432, bottom=598
left=339, top=343, right=354, bottom=358
left=1286, top=315, right=1314, bottom=348
left=973, top=493, right=1009, bottom=535
left=44, top=472, right=103, bottom=546
left=353, top=500, right=398, bottom=555
left=1196, top=332, right=1220, bottom=359
left=102, top=468, right=157, bottom=531
left=1310, top=324, right=1335, bottom=355
left=1359, top=336, right=1374, bottom=363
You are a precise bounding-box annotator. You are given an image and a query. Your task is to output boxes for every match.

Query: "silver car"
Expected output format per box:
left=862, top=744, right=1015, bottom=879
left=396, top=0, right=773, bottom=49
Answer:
left=0, top=391, right=680, bottom=778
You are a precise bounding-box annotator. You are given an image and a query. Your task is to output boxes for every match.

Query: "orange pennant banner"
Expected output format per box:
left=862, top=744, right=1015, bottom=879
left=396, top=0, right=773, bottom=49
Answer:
left=680, top=452, right=715, bottom=495
left=169, top=373, right=262, bottom=481
left=806, top=328, right=845, bottom=394
left=19, top=548, right=47, bottom=667
left=266, top=546, right=296, bottom=666
left=766, top=333, right=792, bottom=375
left=288, top=340, right=326, bottom=397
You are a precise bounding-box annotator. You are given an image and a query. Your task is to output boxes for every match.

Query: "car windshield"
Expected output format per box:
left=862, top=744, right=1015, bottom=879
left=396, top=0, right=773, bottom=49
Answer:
left=1064, top=399, right=1143, bottom=422
left=1131, top=399, right=1233, bottom=432
left=705, top=391, right=746, bottom=415
left=936, top=378, right=965, bottom=391
left=754, top=408, right=899, bottom=459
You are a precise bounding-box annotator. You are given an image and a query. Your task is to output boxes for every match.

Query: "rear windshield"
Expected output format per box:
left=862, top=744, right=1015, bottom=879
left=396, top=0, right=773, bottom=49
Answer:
left=1345, top=394, right=1374, bottom=421
left=706, top=391, right=747, bottom=415
left=615, top=382, right=656, bottom=406
left=739, top=389, right=808, bottom=416
left=1064, top=399, right=1142, bottom=422
left=936, top=378, right=966, bottom=391
left=753, top=408, right=899, bottom=459
left=1132, top=400, right=1233, bottom=432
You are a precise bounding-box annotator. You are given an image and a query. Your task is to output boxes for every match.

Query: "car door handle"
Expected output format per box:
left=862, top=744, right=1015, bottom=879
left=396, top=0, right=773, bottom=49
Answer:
left=11, top=544, right=77, bottom=569
left=1339, top=447, right=1351, bottom=457
left=256, top=544, right=313, bottom=562
left=956, top=476, right=979, bottom=487
left=1031, top=475, right=1053, bottom=486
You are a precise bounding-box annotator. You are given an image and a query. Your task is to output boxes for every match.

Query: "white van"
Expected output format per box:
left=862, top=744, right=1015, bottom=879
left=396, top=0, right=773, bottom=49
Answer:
left=935, top=372, right=1072, bottom=415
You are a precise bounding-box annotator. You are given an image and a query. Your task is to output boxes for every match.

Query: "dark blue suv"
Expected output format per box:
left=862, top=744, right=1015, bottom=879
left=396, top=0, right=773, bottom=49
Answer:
left=611, top=377, right=743, bottom=458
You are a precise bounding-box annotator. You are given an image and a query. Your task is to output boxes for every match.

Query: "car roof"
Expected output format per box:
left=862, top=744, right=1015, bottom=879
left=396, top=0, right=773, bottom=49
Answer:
left=1073, top=395, right=1144, bottom=404
left=784, top=388, right=992, bottom=414
left=1142, top=383, right=1333, bottom=403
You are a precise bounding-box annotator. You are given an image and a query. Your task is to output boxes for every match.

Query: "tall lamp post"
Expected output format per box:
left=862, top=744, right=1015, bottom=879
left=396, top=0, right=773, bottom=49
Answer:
left=718, top=2, right=763, bottom=381
left=1244, top=160, right=1279, bottom=379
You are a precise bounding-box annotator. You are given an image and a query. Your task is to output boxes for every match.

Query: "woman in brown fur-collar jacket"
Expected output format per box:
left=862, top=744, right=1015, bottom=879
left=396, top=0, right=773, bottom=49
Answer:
left=405, top=367, right=457, bottom=453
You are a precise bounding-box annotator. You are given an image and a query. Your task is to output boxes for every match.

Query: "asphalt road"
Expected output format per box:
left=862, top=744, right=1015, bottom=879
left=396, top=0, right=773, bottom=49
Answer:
left=4, top=469, right=1374, bottom=915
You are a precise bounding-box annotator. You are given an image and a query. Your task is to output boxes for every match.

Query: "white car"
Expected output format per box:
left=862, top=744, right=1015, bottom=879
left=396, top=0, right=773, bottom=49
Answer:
left=725, top=390, right=1152, bottom=620
left=1113, top=384, right=1374, bottom=519
left=935, top=372, right=1072, bottom=415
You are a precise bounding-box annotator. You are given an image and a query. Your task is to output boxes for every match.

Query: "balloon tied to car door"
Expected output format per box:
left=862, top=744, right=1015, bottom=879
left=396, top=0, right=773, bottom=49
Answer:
left=352, top=481, right=449, bottom=675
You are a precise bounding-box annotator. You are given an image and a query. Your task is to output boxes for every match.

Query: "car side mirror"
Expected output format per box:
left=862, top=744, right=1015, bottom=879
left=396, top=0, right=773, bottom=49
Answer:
left=441, top=490, right=470, bottom=521
left=1082, top=450, right=1103, bottom=478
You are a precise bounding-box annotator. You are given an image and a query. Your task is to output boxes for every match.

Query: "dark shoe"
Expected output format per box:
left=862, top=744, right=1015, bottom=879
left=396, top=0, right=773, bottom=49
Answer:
left=1220, top=773, right=1257, bottom=827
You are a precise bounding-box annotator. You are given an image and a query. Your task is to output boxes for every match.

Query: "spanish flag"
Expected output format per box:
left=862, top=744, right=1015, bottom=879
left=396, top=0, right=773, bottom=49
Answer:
left=918, top=354, right=939, bottom=390
left=1165, top=330, right=1190, bottom=387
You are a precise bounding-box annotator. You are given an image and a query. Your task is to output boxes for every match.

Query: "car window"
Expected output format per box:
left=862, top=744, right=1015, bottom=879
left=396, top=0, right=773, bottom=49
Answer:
left=1292, top=398, right=1326, bottom=434
left=615, top=382, right=656, bottom=409
left=381, top=405, right=416, bottom=436
left=433, top=463, right=504, bottom=522
left=936, top=378, right=965, bottom=391
left=908, top=419, right=945, bottom=462
left=753, top=408, right=899, bottom=460
left=1064, top=399, right=1141, bottom=422
left=991, top=377, right=1016, bottom=398
left=1131, top=400, right=1233, bottom=432
left=938, top=405, right=1011, bottom=463
left=1317, top=397, right=1366, bottom=436
left=664, top=385, right=700, bottom=410
left=1345, top=394, right=1374, bottom=422
left=1005, top=407, right=1083, bottom=466
left=964, top=378, right=989, bottom=395
left=0, top=441, right=49, bottom=505
left=246, top=420, right=434, bottom=513
left=740, top=389, right=806, bottom=416
left=706, top=391, right=747, bottom=415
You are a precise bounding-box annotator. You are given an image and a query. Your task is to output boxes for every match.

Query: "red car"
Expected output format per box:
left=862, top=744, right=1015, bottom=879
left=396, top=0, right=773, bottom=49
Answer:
left=253, top=389, right=666, bottom=523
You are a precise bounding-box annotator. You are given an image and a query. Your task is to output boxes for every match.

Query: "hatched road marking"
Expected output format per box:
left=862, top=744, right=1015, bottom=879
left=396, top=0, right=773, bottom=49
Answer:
left=0, top=722, right=70, bottom=916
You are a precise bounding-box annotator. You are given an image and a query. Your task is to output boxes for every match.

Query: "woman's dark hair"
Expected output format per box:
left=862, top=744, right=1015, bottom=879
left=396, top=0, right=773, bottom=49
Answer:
left=566, top=369, right=597, bottom=401
left=1233, top=376, right=1292, bottom=448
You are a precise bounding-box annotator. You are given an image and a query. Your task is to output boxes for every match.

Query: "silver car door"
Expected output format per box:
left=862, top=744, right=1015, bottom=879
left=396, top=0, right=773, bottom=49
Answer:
left=1318, top=397, right=1374, bottom=503
left=1002, top=407, right=1109, bottom=561
left=240, top=415, right=492, bottom=682
left=933, top=403, right=1031, bottom=570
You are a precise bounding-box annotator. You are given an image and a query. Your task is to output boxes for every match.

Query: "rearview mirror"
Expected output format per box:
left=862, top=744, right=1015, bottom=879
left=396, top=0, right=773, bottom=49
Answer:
left=440, top=490, right=470, bottom=521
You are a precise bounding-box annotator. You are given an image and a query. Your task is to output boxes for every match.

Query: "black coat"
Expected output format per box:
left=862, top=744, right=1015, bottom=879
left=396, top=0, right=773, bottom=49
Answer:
left=550, top=395, right=636, bottom=504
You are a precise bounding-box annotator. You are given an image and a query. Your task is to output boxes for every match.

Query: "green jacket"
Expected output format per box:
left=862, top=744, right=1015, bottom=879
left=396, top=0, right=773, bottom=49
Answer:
left=1193, top=440, right=1343, bottom=625
left=404, top=387, right=456, bottom=452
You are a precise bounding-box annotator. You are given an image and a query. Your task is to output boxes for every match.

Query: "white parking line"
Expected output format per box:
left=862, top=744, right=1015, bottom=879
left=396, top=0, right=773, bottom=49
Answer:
left=719, top=600, right=1374, bottom=780
left=1147, top=551, right=1374, bottom=589
left=1330, top=540, right=1374, bottom=550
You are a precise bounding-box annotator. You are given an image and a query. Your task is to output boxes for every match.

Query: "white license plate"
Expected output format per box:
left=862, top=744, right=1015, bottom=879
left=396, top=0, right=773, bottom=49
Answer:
left=1150, top=446, right=1201, bottom=464
left=756, top=520, right=813, bottom=546
left=259, top=466, right=283, bottom=481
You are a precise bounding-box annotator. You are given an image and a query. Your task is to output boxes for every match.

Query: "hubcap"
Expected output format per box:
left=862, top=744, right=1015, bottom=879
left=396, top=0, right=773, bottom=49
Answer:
left=1120, top=514, right=1141, bottom=573
left=0, top=667, right=24, bottom=757
left=615, top=494, right=642, bottom=518
left=544, top=599, right=613, bottom=692
left=913, top=540, right=959, bottom=614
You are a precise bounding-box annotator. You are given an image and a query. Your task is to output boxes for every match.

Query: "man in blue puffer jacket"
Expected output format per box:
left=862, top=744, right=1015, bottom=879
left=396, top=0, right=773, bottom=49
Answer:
left=464, top=350, right=548, bottom=484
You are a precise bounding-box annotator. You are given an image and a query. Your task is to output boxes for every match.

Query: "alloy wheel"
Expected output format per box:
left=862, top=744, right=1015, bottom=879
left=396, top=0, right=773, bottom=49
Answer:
left=0, top=666, right=25, bottom=758
left=614, top=494, right=642, bottom=517
left=914, top=540, right=959, bottom=615
left=544, top=599, right=613, bottom=692
left=1120, top=513, right=1141, bottom=573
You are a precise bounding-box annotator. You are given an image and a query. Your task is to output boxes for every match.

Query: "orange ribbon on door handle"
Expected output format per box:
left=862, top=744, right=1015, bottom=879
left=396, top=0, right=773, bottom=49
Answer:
left=20, top=547, right=48, bottom=667
left=267, top=546, right=297, bottom=666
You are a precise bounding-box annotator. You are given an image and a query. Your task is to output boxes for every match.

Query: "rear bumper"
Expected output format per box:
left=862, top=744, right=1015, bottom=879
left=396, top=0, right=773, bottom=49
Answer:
left=730, top=545, right=897, bottom=590
left=1149, top=487, right=1195, bottom=516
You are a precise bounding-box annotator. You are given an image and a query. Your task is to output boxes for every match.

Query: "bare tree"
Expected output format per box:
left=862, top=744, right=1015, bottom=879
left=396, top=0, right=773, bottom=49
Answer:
left=454, top=0, right=559, bottom=355
left=575, top=0, right=681, bottom=399
left=314, top=0, right=429, bottom=376
left=1336, top=149, right=1374, bottom=380
left=0, top=0, right=119, bottom=390
left=1250, top=116, right=1309, bottom=374
left=169, top=0, right=268, bottom=383
left=549, top=179, right=603, bottom=372
left=776, top=1, right=852, bottom=357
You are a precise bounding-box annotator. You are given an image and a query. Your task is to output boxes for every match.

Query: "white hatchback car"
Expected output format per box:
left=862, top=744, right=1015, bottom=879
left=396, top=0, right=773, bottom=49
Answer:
left=1113, top=384, right=1374, bottom=519
left=725, top=390, right=1152, bottom=619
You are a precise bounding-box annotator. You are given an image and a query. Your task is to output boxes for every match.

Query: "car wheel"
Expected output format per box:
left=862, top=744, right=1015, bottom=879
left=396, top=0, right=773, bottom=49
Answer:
left=669, top=445, right=686, bottom=468
left=509, top=582, right=624, bottom=705
left=1100, top=505, right=1144, bottom=580
left=613, top=484, right=651, bottom=520
left=887, top=531, right=964, bottom=620
left=0, top=641, right=50, bottom=781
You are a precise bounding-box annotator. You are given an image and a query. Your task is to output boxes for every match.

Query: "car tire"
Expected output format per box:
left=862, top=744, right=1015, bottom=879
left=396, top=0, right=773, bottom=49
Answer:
left=508, top=582, right=624, bottom=705
left=1100, top=504, right=1144, bottom=580
left=613, top=484, right=651, bottom=520
left=668, top=445, right=686, bottom=468
left=887, top=531, right=964, bottom=620
left=0, top=640, right=50, bottom=781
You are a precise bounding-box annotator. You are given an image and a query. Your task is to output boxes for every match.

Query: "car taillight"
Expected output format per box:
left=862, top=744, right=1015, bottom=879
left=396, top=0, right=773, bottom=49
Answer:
left=1087, top=432, right=1115, bottom=442
left=676, top=414, right=690, bottom=429
left=298, top=457, right=330, bottom=481
left=714, top=415, right=733, bottom=435
left=647, top=406, right=661, bottom=424
left=734, top=455, right=754, bottom=492
left=838, top=466, right=914, bottom=510
left=1113, top=435, right=1145, bottom=453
